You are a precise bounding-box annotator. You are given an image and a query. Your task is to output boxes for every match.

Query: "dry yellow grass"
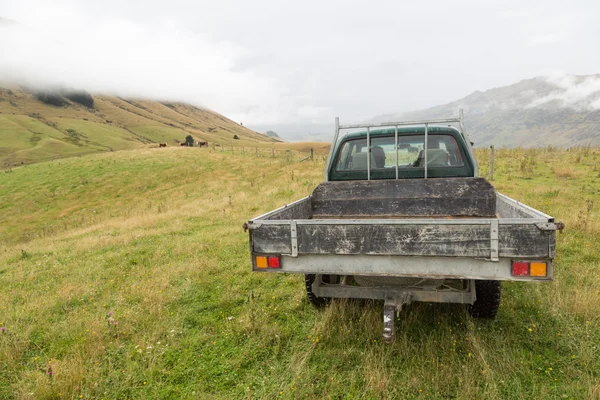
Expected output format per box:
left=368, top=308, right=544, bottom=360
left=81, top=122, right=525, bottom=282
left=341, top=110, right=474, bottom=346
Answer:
left=553, top=166, right=579, bottom=179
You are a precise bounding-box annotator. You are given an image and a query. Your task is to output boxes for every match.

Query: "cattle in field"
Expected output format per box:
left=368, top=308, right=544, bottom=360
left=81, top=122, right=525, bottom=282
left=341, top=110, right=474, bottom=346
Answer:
left=197, top=141, right=208, bottom=147
left=159, top=143, right=167, bottom=148
left=180, top=143, right=187, bottom=147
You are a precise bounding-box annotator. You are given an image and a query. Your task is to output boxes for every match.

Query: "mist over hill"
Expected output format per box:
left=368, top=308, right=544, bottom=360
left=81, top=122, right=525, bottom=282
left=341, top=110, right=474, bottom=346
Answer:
left=375, top=74, right=600, bottom=148
left=249, top=122, right=334, bottom=142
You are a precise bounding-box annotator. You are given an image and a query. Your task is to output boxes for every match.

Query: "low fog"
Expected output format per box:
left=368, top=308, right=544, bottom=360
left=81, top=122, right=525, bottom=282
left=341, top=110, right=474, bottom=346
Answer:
left=529, top=74, right=600, bottom=110
left=1, top=0, right=599, bottom=139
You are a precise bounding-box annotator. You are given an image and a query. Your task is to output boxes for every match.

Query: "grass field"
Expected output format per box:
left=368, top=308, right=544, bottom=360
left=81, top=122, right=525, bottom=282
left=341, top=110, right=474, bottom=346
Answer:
left=0, top=146, right=599, bottom=399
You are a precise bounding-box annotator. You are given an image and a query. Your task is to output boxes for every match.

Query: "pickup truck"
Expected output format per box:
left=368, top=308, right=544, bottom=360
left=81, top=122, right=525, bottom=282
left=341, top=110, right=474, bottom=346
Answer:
left=246, top=112, right=561, bottom=341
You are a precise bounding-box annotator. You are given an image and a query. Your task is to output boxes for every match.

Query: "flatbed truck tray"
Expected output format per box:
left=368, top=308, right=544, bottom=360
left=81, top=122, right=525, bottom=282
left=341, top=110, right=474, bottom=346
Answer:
left=248, top=187, right=557, bottom=282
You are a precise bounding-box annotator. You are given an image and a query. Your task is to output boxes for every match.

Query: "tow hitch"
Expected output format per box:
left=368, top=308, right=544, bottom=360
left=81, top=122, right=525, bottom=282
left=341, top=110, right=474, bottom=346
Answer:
left=383, top=293, right=413, bottom=342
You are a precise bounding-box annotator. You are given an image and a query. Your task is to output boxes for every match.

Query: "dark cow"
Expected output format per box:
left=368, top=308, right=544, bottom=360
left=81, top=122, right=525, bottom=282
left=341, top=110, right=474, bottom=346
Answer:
left=159, top=143, right=167, bottom=148
left=197, top=141, right=208, bottom=147
left=180, top=143, right=187, bottom=147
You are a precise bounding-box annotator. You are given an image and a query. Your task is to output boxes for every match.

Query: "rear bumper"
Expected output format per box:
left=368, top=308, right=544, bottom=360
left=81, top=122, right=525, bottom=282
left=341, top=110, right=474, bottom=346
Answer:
left=252, top=254, right=553, bottom=281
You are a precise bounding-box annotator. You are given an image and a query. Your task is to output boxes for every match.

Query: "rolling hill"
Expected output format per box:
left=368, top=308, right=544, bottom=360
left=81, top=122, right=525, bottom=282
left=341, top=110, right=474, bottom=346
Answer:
left=375, top=74, right=600, bottom=148
left=0, top=86, right=278, bottom=167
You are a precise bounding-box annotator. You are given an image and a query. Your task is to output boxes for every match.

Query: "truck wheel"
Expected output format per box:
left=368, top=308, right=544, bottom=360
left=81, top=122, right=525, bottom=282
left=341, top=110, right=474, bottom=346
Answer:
left=469, top=280, right=501, bottom=318
left=305, top=274, right=339, bottom=307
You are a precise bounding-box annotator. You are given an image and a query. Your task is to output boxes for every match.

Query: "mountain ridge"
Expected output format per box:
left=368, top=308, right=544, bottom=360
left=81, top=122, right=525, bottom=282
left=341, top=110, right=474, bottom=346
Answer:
left=375, top=74, right=600, bottom=147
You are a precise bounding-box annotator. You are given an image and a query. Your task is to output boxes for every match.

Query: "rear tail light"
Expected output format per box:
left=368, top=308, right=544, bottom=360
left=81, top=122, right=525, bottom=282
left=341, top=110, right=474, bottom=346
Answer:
left=530, top=262, right=547, bottom=277
left=512, top=261, right=547, bottom=277
left=512, top=261, right=529, bottom=276
left=268, top=256, right=280, bottom=268
left=255, top=255, right=281, bottom=269
left=255, top=256, right=268, bottom=269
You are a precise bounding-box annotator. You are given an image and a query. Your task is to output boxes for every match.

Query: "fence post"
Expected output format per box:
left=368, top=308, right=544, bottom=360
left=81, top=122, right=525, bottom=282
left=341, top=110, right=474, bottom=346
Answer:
left=310, top=148, right=314, bottom=161
left=489, top=145, right=495, bottom=181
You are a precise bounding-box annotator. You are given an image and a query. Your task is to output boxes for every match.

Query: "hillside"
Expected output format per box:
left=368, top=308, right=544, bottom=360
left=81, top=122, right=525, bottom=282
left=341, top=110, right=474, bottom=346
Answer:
left=0, top=86, right=277, bottom=167
left=376, top=74, right=600, bottom=147
left=0, top=146, right=598, bottom=398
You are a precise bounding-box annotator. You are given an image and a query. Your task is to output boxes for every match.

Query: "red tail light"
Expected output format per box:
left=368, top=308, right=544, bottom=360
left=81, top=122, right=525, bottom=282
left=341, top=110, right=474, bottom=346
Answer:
left=512, top=261, right=529, bottom=276
left=268, top=256, right=280, bottom=268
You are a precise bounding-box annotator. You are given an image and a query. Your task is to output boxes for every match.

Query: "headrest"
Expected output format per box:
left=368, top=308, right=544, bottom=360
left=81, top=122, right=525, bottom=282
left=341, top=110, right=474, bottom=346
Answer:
left=417, top=149, right=450, bottom=167
left=350, top=152, right=377, bottom=170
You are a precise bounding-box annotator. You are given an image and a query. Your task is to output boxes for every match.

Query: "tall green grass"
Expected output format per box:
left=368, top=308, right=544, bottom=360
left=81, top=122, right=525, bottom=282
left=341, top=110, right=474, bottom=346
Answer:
left=0, top=146, right=598, bottom=399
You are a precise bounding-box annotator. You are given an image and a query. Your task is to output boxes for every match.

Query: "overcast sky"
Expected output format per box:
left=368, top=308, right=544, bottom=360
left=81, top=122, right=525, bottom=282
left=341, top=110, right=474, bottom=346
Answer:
left=1, top=0, right=599, bottom=138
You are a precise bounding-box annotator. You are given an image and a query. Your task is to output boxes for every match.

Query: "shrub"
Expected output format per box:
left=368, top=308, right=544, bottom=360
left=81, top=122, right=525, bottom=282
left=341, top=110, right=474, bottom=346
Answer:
left=64, top=90, right=94, bottom=108
left=34, top=91, right=67, bottom=107
left=554, top=167, right=578, bottom=179
left=233, top=135, right=240, bottom=140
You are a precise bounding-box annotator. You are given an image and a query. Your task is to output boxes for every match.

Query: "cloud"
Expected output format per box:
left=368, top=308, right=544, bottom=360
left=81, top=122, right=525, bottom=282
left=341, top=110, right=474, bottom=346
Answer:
left=0, top=16, right=315, bottom=124
left=527, top=73, right=600, bottom=110
left=1, top=0, right=600, bottom=136
left=499, top=6, right=574, bottom=47
left=528, top=33, right=566, bottom=46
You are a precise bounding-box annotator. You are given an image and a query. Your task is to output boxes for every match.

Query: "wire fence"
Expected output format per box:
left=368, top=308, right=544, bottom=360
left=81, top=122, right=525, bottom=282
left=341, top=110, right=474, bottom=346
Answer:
left=201, top=144, right=328, bottom=162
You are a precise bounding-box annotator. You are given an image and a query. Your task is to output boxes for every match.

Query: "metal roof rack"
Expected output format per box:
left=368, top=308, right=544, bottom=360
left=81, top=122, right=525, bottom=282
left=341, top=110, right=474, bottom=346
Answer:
left=324, top=109, right=477, bottom=180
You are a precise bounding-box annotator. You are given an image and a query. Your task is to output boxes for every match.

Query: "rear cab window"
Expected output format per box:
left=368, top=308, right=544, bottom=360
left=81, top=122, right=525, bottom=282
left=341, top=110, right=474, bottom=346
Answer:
left=335, top=134, right=464, bottom=171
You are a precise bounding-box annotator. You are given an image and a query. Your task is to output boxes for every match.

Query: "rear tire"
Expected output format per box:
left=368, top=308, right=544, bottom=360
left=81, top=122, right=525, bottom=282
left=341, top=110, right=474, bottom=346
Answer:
left=469, top=280, right=501, bottom=319
left=305, top=274, right=339, bottom=307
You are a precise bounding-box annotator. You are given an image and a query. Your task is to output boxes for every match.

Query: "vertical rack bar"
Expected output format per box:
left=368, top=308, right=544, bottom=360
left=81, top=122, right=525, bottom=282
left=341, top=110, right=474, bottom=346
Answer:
left=424, top=123, right=428, bottom=179
left=324, top=117, right=340, bottom=181
left=394, top=125, right=399, bottom=179
left=459, top=108, right=479, bottom=177
left=366, top=126, right=371, bottom=181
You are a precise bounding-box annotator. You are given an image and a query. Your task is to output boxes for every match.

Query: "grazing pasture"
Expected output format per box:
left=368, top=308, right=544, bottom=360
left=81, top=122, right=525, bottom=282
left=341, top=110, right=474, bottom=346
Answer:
left=0, top=145, right=599, bottom=399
